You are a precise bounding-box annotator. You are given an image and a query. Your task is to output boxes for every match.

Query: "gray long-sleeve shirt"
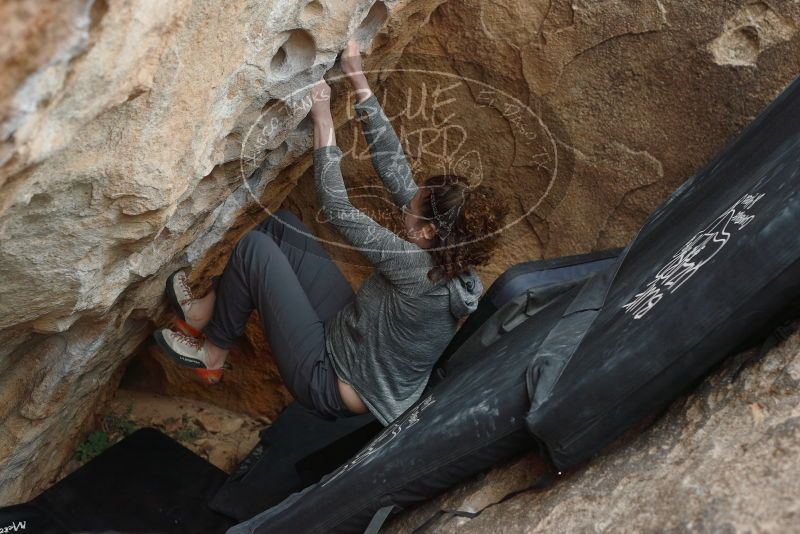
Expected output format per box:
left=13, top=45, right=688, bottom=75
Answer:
left=314, top=93, right=484, bottom=425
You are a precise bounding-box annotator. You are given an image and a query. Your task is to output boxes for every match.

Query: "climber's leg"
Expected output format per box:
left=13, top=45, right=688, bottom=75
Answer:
left=252, top=209, right=355, bottom=322
left=170, top=207, right=349, bottom=337
left=200, top=231, right=318, bottom=403
left=201, top=226, right=352, bottom=417
left=203, top=209, right=354, bottom=336
left=251, top=210, right=358, bottom=418
left=184, top=290, right=216, bottom=331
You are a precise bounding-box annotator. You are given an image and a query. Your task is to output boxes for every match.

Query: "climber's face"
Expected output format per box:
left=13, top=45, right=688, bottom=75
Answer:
left=402, top=188, right=437, bottom=249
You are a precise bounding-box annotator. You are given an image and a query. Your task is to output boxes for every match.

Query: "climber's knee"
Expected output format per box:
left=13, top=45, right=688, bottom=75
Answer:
left=255, top=209, right=308, bottom=238
left=272, top=209, right=301, bottom=226
left=234, top=229, right=278, bottom=267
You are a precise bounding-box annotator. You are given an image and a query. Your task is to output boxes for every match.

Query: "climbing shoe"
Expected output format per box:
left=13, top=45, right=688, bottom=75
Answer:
left=166, top=269, right=203, bottom=338
left=153, top=328, right=232, bottom=385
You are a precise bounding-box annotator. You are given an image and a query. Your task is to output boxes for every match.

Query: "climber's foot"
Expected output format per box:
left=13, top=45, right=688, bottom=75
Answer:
left=166, top=270, right=213, bottom=337
left=153, top=328, right=231, bottom=384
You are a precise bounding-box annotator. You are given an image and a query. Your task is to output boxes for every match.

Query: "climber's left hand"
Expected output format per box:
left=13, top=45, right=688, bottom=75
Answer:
left=310, top=78, right=332, bottom=120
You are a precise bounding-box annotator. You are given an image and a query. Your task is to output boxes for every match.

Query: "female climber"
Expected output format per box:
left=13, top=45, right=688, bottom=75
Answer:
left=153, top=40, right=508, bottom=425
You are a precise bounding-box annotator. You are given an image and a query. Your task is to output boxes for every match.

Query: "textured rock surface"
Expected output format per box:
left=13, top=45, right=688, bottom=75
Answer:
left=2, top=0, right=800, bottom=515
left=385, top=330, right=800, bottom=533
left=0, top=0, right=443, bottom=504
left=284, top=0, right=800, bottom=291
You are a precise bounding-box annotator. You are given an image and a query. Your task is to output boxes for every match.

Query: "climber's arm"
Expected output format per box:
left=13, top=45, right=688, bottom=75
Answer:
left=351, top=92, right=418, bottom=209
left=309, top=79, right=427, bottom=289
left=313, top=117, right=336, bottom=150
left=311, top=80, right=336, bottom=150
left=312, top=144, right=428, bottom=289
left=342, top=41, right=417, bottom=209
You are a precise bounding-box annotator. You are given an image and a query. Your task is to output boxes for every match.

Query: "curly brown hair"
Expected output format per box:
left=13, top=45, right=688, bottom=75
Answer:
left=418, top=174, right=508, bottom=282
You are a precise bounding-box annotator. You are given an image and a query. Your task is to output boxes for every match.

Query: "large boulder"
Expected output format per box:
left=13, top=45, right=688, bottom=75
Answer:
left=2, top=0, right=800, bottom=515
left=0, top=0, right=444, bottom=504
left=174, top=0, right=800, bottom=420
left=284, top=0, right=800, bottom=286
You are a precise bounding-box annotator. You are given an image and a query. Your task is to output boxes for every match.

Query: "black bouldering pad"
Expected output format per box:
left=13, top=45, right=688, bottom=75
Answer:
left=211, top=251, right=619, bottom=523
left=0, top=428, right=235, bottom=533
left=209, top=401, right=380, bottom=521
left=524, top=74, right=800, bottom=469
left=434, top=248, right=621, bottom=381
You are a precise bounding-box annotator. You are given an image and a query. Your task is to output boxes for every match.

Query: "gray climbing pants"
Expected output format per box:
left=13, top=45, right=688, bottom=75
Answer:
left=202, top=209, right=357, bottom=419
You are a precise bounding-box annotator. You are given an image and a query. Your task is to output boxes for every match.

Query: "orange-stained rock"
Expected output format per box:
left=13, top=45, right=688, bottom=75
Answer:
left=284, top=0, right=800, bottom=292
left=121, top=315, right=293, bottom=422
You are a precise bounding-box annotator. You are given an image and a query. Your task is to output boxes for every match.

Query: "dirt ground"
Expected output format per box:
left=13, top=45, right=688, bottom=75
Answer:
left=62, top=388, right=267, bottom=479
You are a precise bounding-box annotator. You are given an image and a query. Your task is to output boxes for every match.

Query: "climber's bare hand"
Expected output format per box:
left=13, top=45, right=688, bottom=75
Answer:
left=310, top=79, right=336, bottom=148
left=341, top=40, right=372, bottom=103
left=310, top=79, right=332, bottom=121
left=340, top=40, right=363, bottom=78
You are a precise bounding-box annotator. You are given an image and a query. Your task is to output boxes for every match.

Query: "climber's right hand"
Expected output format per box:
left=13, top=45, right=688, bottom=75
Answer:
left=340, top=40, right=363, bottom=78
left=341, top=40, right=372, bottom=103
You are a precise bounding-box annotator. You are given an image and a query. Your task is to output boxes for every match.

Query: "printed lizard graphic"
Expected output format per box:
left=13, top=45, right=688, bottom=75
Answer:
left=623, top=192, right=765, bottom=319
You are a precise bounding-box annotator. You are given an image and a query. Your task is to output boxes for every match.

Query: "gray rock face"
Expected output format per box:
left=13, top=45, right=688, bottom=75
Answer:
left=386, top=331, right=800, bottom=533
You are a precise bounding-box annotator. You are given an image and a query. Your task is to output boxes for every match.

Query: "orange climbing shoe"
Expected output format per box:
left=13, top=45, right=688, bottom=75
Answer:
left=153, top=328, right=232, bottom=385
left=165, top=270, right=204, bottom=338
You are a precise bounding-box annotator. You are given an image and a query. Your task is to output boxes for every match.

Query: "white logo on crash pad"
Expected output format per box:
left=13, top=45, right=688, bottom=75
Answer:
left=321, top=395, right=436, bottom=487
left=622, top=192, right=765, bottom=320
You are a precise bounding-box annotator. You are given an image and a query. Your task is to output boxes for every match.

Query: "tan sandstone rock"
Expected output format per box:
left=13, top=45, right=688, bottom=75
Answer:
left=2, top=0, right=800, bottom=519
left=284, top=0, right=800, bottom=292
left=0, top=0, right=444, bottom=504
